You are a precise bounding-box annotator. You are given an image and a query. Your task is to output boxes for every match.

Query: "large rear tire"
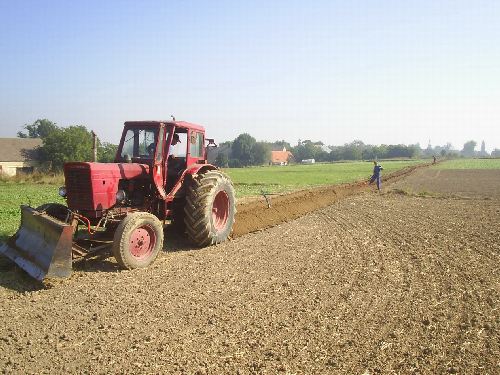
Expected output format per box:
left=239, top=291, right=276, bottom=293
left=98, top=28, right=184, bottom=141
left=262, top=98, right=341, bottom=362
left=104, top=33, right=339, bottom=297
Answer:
left=184, top=170, right=236, bottom=246
left=112, top=212, right=164, bottom=270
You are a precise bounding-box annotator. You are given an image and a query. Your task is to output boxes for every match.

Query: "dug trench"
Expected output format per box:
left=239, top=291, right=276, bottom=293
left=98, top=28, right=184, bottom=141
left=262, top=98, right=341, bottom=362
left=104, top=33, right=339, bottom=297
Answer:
left=232, top=163, right=431, bottom=237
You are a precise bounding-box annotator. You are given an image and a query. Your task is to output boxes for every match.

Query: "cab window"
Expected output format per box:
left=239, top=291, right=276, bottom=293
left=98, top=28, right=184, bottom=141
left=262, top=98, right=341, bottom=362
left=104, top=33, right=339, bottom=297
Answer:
left=120, top=129, right=157, bottom=159
left=190, top=132, right=204, bottom=158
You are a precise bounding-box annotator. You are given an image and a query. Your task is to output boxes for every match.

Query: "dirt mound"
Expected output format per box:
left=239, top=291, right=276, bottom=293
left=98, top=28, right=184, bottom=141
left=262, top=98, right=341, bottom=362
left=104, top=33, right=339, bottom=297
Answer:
left=233, top=163, right=430, bottom=237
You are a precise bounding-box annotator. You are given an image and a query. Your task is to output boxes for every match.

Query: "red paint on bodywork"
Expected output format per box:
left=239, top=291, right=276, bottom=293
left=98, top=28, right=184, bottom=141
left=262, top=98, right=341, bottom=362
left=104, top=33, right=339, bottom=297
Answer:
left=166, top=164, right=216, bottom=199
left=64, top=162, right=149, bottom=212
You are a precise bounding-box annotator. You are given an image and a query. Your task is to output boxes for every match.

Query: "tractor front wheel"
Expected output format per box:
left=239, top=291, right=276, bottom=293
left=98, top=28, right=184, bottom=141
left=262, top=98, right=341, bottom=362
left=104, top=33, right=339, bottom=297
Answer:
left=184, top=170, right=236, bottom=246
left=112, top=212, right=164, bottom=270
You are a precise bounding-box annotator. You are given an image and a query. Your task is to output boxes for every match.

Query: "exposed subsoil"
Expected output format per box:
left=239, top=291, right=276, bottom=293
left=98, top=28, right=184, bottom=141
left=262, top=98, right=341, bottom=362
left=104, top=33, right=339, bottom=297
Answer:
left=0, top=166, right=499, bottom=374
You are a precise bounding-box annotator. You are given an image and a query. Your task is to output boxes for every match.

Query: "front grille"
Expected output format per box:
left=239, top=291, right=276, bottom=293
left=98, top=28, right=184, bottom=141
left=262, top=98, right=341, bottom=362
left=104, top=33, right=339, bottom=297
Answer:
left=66, top=167, right=93, bottom=209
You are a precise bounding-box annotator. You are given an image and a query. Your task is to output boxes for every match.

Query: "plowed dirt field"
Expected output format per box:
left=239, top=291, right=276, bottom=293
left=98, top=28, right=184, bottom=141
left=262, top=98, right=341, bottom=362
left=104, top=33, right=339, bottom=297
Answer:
left=0, top=168, right=498, bottom=374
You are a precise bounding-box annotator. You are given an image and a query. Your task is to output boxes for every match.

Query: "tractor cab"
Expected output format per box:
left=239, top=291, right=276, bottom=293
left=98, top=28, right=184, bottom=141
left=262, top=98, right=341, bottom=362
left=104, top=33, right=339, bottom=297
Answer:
left=117, top=121, right=206, bottom=165
left=116, top=121, right=208, bottom=193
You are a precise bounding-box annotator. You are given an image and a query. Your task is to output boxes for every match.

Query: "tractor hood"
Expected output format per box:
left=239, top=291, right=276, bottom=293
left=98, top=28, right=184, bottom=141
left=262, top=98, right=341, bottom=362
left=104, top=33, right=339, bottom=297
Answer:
left=64, top=162, right=150, bottom=213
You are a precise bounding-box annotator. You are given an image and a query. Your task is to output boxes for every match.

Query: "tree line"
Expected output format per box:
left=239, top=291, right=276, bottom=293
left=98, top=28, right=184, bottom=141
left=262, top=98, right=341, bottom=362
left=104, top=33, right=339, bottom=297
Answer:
left=215, top=135, right=438, bottom=167
left=17, top=119, right=497, bottom=170
left=214, top=134, right=498, bottom=167
left=17, top=119, right=117, bottom=170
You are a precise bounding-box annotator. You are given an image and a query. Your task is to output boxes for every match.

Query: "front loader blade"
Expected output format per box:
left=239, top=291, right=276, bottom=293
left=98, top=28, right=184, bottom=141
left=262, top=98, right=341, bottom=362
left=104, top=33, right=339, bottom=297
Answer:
left=0, top=206, right=73, bottom=281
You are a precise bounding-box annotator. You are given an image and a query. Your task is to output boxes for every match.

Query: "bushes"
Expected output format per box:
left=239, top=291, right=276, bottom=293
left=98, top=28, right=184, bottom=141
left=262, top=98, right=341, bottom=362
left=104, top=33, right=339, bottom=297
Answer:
left=0, top=171, right=65, bottom=185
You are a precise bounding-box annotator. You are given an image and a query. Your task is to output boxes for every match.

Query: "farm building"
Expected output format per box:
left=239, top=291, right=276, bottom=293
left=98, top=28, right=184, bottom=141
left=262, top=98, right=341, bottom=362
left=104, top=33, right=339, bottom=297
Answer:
left=271, top=148, right=294, bottom=166
left=0, top=138, right=43, bottom=176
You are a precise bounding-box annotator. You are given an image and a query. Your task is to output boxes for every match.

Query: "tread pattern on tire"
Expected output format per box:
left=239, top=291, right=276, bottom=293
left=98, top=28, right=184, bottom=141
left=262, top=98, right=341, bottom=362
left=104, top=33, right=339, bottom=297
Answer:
left=112, top=212, right=164, bottom=270
left=184, top=170, right=236, bottom=247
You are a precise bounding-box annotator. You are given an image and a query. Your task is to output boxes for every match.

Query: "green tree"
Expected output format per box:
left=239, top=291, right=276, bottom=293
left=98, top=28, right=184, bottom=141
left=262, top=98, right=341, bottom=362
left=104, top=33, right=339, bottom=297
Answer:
left=408, top=144, right=421, bottom=158
left=40, top=126, right=94, bottom=169
left=215, top=153, right=229, bottom=168
left=361, top=145, right=375, bottom=160
left=17, top=119, right=58, bottom=138
left=373, top=145, right=388, bottom=159
left=341, top=141, right=363, bottom=160
left=329, top=147, right=342, bottom=161
left=271, top=140, right=291, bottom=150
left=98, top=142, right=118, bottom=162
left=231, top=133, right=256, bottom=166
left=291, top=141, right=317, bottom=161
left=251, top=142, right=271, bottom=165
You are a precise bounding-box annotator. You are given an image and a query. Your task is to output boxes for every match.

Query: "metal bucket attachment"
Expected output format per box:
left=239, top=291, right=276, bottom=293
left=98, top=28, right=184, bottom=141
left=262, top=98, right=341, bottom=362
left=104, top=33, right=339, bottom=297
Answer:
left=0, top=205, right=73, bottom=281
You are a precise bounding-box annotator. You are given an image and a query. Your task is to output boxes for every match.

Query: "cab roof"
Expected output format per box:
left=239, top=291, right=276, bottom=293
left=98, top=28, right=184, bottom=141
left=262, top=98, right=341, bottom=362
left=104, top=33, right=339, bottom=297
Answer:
left=123, top=120, right=205, bottom=132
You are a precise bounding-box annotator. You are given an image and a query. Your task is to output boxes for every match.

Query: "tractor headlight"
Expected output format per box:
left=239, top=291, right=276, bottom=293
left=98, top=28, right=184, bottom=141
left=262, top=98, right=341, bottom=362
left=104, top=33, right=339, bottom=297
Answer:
left=58, top=186, right=67, bottom=197
left=116, top=189, right=127, bottom=202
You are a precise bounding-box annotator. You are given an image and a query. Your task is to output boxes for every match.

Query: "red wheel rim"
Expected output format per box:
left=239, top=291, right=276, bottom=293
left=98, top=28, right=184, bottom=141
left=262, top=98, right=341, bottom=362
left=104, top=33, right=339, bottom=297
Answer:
left=129, top=225, right=156, bottom=260
left=212, top=190, right=229, bottom=231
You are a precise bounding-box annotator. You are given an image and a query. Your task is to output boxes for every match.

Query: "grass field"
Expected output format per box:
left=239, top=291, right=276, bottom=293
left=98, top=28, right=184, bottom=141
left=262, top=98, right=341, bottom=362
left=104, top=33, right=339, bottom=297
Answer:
left=432, top=158, right=500, bottom=169
left=0, top=184, right=65, bottom=240
left=0, top=160, right=422, bottom=240
left=225, top=160, right=423, bottom=197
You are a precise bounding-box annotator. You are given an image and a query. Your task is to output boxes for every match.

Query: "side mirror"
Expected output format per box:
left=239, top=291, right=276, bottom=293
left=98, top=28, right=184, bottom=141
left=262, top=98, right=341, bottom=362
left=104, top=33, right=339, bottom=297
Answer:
left=206, top=138, right=218, bottom=148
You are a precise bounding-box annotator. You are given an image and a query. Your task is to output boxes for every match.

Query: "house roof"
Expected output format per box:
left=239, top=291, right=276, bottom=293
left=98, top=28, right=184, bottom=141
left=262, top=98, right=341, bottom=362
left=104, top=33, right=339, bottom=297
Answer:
left=0, top=138, right=43, bottom=162
left=271, top=145, right=288, bottom=151
left=271, top=150, right=293, bottom=163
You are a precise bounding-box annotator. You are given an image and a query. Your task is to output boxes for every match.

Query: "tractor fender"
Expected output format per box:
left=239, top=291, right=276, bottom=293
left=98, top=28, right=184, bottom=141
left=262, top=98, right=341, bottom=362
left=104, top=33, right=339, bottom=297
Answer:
left=185, top=164, right=218, bottom=178
left=168, top=164, right=218, bottom=198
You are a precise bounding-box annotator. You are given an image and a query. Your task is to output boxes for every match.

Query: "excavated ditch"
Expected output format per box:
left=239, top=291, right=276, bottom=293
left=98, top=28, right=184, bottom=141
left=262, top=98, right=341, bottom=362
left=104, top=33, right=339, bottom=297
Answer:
left=232, top=163, right=429, bottom=237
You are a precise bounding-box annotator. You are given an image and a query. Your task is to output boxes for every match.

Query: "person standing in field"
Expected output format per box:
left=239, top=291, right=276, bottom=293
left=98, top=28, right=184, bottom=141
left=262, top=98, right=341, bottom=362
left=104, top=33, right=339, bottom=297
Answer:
left=369, top=161, right=384, bottom=191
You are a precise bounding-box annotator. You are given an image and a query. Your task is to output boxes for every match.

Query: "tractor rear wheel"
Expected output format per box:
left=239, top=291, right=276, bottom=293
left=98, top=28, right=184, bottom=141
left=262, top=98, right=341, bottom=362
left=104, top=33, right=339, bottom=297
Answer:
left=184, top=170, right=236, bottom=246
left=112, top=212, right=164, bottom=270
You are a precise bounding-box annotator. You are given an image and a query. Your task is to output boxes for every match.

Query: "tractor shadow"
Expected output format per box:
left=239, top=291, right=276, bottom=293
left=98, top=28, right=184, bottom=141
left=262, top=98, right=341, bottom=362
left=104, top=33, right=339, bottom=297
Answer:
left=161, top=226, right=198, bottom=253
left=0, top=228, right=196, bottom=292
left=0, top=256, right=46, bottom=293
left=72, top=230, right=194, bottom=275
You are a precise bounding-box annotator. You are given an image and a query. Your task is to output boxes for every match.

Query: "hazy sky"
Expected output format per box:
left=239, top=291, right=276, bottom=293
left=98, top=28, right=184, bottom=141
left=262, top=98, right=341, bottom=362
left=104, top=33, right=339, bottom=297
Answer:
left=1, top=1, right=499, bottom=151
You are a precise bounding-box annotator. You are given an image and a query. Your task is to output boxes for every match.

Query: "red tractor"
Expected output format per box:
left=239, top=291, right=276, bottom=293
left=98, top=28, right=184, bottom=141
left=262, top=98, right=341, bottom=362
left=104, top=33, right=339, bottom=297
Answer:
left=0, top=120, right=236, bottom=280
